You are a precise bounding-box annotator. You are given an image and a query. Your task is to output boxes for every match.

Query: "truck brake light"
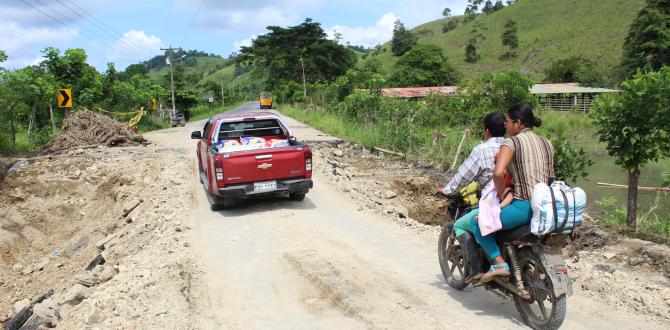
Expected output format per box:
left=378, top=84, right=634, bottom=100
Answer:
left=304, top=148, right=312, bottom=172
left=215, top=167, right=224, bottom=181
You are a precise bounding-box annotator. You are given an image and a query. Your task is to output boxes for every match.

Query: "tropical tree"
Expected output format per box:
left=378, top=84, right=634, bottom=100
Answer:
left=591, top=66, right=670, bottom=230
left=501, top=19, right=519, bottom=60
left=389, top=44, right=461, bottom=87
left=238, top=18, right=357, bottom=87
left=391, top=19, right=417, bottom=56
left=622, top=0, right=670, bottom=76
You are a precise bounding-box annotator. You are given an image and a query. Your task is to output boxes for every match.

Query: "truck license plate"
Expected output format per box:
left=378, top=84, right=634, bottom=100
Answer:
left=254, top=181, right=277, bottom=192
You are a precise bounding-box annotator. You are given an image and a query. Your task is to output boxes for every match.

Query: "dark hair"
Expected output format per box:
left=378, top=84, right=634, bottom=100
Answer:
left=507, top=103, right=542, bottom=128
left=483, top=112, right=506, bottom=137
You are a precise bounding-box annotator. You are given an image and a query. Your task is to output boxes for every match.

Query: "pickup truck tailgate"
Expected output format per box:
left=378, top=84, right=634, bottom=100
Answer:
left=220, top=147, right=306, bottom=185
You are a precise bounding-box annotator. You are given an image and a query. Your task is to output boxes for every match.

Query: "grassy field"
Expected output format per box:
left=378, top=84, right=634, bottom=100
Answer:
left=368, top=0, right=645, bottom=83
left=148, top=56, right=230, bottom=83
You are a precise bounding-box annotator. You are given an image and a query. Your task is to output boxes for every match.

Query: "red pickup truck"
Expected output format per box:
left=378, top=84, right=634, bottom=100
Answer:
left=191, top=112, right=313, bottom=210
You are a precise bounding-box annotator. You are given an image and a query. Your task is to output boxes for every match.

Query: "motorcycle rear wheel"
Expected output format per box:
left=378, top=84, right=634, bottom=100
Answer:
left=437, top=224, right=467, bottom=290
left=512, top=248, right=567, bottom=330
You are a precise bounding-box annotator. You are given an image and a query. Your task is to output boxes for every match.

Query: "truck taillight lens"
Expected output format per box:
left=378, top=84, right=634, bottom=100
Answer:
left=305, top=159, right=312, bottom=171
left=215, top=168, right=223, bottom=181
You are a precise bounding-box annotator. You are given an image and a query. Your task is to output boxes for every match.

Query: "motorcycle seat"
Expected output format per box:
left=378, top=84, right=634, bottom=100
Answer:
left=495, top=225, right=538, bottom=243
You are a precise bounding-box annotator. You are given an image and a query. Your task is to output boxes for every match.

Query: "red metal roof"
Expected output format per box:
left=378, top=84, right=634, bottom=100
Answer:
left=380, top=86, right=461, bottom=98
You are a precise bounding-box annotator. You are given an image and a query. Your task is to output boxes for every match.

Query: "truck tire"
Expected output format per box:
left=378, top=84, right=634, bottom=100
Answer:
left=205, top=189, right=226, bottom=210
left=289, top=191, right=306, bottom=201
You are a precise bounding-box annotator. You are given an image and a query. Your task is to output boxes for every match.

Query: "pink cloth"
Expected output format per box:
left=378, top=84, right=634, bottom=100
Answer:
left=478, top=181, right=502, bottom=236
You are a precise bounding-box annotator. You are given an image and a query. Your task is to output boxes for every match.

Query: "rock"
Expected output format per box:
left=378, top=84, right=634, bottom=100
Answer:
left=122, top=198, right=142, bottom=217
left=61, top=284, right=86, bottom=306
left=32, top=298, right=60, bottom=327
left=613, top=271, right=629, bottom=283
left=383, top=190, right=397, bottom=199
left=74, top=273, right=98, bottom=287
left=12, top=263, right=24, bottom=273
left=628, top=255, right=645, bottom=266
left=99, top=266, right=117, bottom=283
left=332, top=150, right=344, bottom=157
left=14, top=299, right=30, bottom=313
left=660, top=288, right=670, bottom=300
left=84, top=307, right=105, bottom=325
left=65, top=234, right=89, bottom=257
left=603, top=252, right=617, bottom=260
left=34, top=260, right=48, bottom=272
left=183, top=242, right=190, bottom=248
left=96, top=233, right=116, bottom=250
left=21, top=266, right=34, bottom=276
left=130, top=223, right=147, bottom=238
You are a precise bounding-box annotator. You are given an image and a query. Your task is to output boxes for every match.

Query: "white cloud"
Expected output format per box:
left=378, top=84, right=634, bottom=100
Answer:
left=232, top=35, right=257, bottom=52
left=0, top=22, right=78, bottom=69
left=177, top=0, right=324, bottom=33
left=327, top=13, right=398, bottom=48
left=106, top=30, right=163, bottom=61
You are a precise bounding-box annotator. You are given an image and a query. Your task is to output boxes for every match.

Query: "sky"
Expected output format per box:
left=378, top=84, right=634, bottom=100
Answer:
left=0, top=0, right=470, bottom=71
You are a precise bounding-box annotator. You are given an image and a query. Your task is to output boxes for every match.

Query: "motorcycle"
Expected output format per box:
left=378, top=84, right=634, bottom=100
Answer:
left=437, top=193, right=572, bottom=330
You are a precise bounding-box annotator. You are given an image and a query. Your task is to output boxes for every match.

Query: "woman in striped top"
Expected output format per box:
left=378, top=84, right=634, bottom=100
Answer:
left=476, top=103, right=554, bottom=283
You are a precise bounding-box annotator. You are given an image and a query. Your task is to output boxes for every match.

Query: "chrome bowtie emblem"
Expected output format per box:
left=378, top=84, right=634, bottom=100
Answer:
left=258, top=163, right=272, bottom=169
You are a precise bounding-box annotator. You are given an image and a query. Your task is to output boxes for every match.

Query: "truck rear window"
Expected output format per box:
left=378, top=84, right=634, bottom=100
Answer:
left=218, top=119, right=284, bottom=139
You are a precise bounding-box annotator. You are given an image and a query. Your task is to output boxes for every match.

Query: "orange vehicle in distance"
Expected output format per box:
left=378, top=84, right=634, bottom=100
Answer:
left=259, top=91, right=272, bottom=109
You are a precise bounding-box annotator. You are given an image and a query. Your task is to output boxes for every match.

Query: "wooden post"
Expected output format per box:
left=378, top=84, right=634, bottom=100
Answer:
left=428, top=130, right=443, bottom=156
left=28, top=103, right=37, bottom=136
left=49, top=102, right=56, bottom=132
left=450, top=128, right=469, bottom=171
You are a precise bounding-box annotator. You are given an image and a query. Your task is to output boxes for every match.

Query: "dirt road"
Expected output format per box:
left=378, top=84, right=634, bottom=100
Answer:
left=144, top=102, right=666, bottom=329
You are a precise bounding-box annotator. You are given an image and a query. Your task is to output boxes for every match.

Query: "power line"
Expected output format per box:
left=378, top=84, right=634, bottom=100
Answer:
left=58, top=0, right=156, bottom=59
left=180, top=1, right=203, bottom=45
left=20, top=0, right=141, bottom=59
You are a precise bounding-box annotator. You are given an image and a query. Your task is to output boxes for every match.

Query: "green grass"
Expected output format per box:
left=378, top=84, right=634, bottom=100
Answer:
left=189, top=102, right=246, bottom=121
left=279, top=105, right=480, bottom=167
left=0, top=127, right=56, bottom=155
left=368, top=0, right=645, bottom=83
left=148, top=56, right=230, bottom=83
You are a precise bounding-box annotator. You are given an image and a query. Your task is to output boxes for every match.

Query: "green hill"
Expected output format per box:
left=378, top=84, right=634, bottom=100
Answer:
left=368, top=0, right=645, bottom=82
left=147, top=56, right=230, bottom=84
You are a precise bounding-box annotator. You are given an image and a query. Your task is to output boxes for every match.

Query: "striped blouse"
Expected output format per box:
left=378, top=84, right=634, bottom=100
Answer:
left=501, top=128, right=554, bottom=201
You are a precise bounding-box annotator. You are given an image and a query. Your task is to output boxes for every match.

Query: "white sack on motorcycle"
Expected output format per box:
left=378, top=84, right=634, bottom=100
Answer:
left=530, top=181, right=586, bottom=236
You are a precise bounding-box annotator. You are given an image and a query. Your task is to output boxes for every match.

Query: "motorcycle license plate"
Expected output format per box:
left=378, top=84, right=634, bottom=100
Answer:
left=254, top=181, right=277, bottom=192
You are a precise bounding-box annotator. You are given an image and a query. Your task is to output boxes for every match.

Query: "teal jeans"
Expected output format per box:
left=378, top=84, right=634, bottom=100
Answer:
left=453, top=199, right=533, bottom=261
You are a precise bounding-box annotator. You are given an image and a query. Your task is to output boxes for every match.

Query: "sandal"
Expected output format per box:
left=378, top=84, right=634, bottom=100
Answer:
left=480, top=263, right=511, bottom=283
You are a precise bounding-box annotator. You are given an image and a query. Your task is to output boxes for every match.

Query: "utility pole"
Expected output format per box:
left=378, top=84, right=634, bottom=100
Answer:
left=300, top=56, right=307, bottom=97
left=220, top=79, right=225, bottom=107
left=160, top=45, right=180, bottom=117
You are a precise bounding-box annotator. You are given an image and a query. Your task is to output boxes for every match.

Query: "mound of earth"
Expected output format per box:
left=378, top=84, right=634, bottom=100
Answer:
left=43, top=110, right=144, bottom=153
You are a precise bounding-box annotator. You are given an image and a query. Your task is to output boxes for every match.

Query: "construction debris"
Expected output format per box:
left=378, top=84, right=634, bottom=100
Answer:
left=42, top=110, right=145, bottom=153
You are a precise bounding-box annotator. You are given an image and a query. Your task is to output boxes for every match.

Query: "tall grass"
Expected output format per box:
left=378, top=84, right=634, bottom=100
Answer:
left=280, top=105, right=481, bottom=168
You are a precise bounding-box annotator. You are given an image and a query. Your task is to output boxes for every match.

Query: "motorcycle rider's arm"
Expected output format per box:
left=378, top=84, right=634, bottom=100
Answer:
left=441, top=147, right=482, bottom=195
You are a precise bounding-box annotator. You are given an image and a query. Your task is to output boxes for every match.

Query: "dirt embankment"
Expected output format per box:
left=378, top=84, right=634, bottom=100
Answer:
left=0, top=146, right=200, bottom=329
left=312, top=141, right=670, bottom=321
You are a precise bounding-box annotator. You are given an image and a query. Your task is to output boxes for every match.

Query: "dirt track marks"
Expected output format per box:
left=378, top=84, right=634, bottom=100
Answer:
left=284, top=245, right=439, bottom=329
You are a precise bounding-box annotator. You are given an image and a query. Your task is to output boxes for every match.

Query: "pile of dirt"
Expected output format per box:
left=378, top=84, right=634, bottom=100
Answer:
left=43, top=110, right=144, bottom=153
left=0, top=146, right=198, bottom=329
